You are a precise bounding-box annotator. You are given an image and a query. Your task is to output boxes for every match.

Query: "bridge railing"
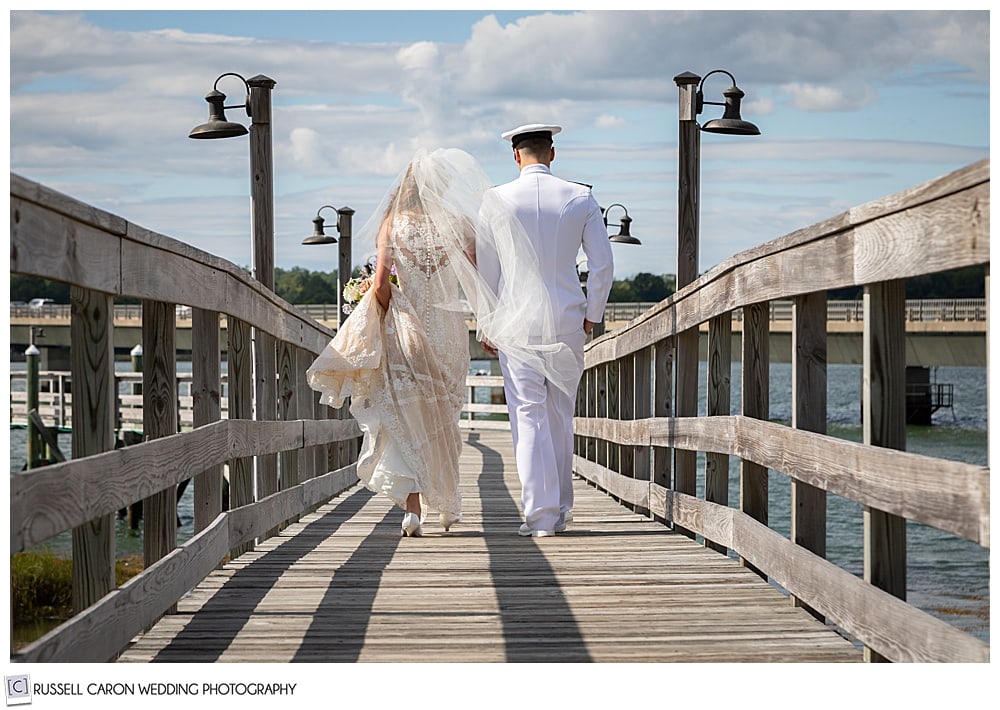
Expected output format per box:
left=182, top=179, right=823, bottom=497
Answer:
left=574, top=159, right=990, bottom=663
left=9, top=173, right=366, bottom=662
left=9, top=371, right=508, bottom=433
left=13, top=299, right=989, bottom=325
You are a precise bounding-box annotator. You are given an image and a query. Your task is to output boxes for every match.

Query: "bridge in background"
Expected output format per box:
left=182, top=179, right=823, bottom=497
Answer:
left=9, top=297, right=988, bottom=368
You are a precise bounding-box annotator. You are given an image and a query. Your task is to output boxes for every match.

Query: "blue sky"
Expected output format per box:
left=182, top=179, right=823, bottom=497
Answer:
left=8, top=7, right=991, bottom=281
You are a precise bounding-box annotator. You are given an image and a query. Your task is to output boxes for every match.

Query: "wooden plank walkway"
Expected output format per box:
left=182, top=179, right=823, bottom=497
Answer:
left=118, top=431, right=861, bottom=663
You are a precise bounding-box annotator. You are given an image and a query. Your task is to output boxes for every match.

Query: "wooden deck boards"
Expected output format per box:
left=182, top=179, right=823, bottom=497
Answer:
left=118, top=431, right=861, bottom=663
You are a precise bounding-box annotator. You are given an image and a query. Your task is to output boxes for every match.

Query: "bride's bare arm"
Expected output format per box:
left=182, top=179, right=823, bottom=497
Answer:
left=373, top=217, right=394, bottom=310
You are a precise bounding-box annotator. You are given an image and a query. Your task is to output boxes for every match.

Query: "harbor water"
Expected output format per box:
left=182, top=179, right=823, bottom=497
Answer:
left=9, top=361, right=989, bottom=643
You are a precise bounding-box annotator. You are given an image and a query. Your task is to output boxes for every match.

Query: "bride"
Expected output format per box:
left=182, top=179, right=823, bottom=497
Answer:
left=307, top=147, right=576, bottom=537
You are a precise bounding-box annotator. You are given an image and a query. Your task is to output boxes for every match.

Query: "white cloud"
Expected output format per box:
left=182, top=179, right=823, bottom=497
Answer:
left=595, top=114, right=626, bottom=129
left=8, top=9, right=989, bottom=278
left=780, top=82, right=878, bottom=112
left=396, top=41, right=440, bottom=71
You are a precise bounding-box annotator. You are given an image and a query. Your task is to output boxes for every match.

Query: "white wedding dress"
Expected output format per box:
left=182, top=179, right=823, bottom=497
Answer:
left=307, top=213, right=468, bottom=522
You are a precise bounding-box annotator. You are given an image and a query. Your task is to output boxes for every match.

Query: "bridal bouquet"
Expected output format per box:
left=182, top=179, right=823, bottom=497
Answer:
left=342, top=260, right=396, bottom=315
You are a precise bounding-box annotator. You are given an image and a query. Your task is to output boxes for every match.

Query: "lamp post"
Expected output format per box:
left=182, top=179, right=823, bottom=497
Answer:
left=189, top=72, right=279, bottom=544
left=672, top=69, right=760, bottom=535
left=302, top=205, right=355, bottom=326
left=190, top=72, right=278, bottom=290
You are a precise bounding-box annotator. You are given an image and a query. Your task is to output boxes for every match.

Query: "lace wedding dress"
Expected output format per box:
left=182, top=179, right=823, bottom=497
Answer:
left=307, top=213, right=468, bottom=522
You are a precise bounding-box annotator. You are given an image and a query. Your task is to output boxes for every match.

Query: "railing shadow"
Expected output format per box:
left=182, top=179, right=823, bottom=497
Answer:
left=468, top=433, right=592, bottom=662
left=148, top=487, right=375, bottom=662
left=290, top=502, right=402, bottom=662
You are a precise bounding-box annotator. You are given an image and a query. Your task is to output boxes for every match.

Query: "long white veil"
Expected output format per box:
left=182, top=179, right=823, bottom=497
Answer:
left=354, top=148, right=581, bottom=396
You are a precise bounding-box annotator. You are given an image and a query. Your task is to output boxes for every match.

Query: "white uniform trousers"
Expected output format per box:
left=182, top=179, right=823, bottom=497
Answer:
left=499, top=330, right=585, bottom=531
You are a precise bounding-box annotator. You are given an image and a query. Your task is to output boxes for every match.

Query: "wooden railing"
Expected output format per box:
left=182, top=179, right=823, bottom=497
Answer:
left=9, top=371, right=509, bottom=434
left=9, top=160, right=989, bottom=663
left=9, top=173, right=364, bottom=662
left=13, top=299, right=988, bottom=325
left=573, top=159, right=990, bottom=663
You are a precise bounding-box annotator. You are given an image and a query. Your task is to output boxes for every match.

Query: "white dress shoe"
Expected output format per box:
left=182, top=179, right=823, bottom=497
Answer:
left=439, top=512, right=462, bottom=532
left=401, top=512, right=423, bottom=537
left=518, top=523, right=555, bottom=537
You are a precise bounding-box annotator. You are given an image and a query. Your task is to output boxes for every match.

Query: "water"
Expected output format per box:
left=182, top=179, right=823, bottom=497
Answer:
left=10, top=362, right=989, bottom=643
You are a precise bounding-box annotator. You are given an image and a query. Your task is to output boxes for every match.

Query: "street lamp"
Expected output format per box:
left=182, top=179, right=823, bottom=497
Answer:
left=302, top=205, right=356, bottom=326
left=672, top=68, right=760, bottom=520
left=188, top=71, right=279, bottom=535
left=603, top=203, right=641, bottom=245
left=188, top=72, right=277, bottom=290
left=697, top=70, right=761, bottom=136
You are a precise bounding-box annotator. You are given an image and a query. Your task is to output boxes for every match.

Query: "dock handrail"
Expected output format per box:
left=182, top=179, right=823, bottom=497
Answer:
left=10, top=173, right=360, bottom=662
left=574, top=158, right=989, bottom=662
left=8, top=159, right=989, bottom=663
left=8, top=371, right=508, bottom=432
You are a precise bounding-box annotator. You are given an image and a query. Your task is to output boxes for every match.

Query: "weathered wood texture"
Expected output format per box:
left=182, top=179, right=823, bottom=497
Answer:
left=580, top=454, right=988, bottom=663
left=574, top=160, right=989, bottom=662
left=191, top=307, right=223, bottom=533
left=10, top=173, right=333, bottom=354
left=141, top=300, right=178, bottom=576
left=115, top=432, right=860, bottom=663
left=584, top=159, right=989, bottom=368
left=862, top=280, right=908, bottom=662
left=69, top=286, right=115, bottom=612
left=791, top=292, right=827, bottom=617
left=13, top=461, right=359, bottom=664
left=10, top=418, right=362, bottom=554
left=573, top=416, right=988, bottom=546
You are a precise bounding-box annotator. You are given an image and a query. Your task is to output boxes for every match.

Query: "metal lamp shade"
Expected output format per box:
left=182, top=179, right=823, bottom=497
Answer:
left=609, top=215, right=641, bottom=245
left=701, top=85, right=760, bottom=136
left=302, top=215, right=337, bottom=245
left=189, top=90, right=249, bottom=139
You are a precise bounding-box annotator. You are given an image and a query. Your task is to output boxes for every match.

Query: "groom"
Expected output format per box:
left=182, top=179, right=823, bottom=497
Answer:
left=482, top=123, right=614, bottom=537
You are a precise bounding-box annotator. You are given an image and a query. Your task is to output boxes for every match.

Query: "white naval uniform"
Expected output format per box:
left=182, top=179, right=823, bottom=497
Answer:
left=486, top=164, right=614, bottom=532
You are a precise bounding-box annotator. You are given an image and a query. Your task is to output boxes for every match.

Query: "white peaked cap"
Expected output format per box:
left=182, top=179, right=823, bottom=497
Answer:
left=501, top=123, right=562, bottom=146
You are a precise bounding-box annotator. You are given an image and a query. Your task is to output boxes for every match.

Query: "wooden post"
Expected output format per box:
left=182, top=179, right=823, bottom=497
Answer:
left=192, top=307, right=223, bottom=533
left=791, top=292, right=827, bottom=618
left=633, top=346, right=652, bottom=487
left=296, top=348, right=317, bottom=482
left=652, top=338, right=673, bottom=500
left=673, top=72, right=702, bottom=526
left=127, top=344, right=142, bottom=529
left=607, top=358, right=620, bottom=474
left=596, top=363, right=608, bottom=468
left=69, top=286, right=115, bottom=612
left=248, top=75, right=279, bottom=537
left=338, top=208, right=355, bottom=327
left=228, top=316, right=254, bottom=558
left=142, top=300, right=178, bottom=612
left=278, top=342, right=300, bottom=527
left=24, top=343, right=41, bottom=469
left=863, top=280, right=907, bottom=662
left=740, top=301, right=769, bottom=578
left=585, top=367, right=597, bottom=463
left=705, top=312, right=732, bottom=553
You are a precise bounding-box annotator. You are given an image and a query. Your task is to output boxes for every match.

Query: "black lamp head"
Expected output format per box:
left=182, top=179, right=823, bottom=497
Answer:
left=604, top=204, right=642, bottom=245
left=189, top=89, right=249, bottom=139
left=609, top=214, right=641, bottom=245
left=302, top=214, right=337, bottom=245
left=697, top=70, right=761, bottom=136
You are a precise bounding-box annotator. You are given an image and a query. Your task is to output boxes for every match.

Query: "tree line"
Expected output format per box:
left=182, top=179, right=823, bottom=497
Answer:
left=11, top=264, right=987, bottom=306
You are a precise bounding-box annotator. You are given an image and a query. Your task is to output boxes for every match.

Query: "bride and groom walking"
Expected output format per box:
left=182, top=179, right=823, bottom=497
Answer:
left=307, top=124, right=614, bottom=538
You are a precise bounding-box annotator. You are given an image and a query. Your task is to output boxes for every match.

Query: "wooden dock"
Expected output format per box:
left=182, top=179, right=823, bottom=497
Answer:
left=118, top=431, right=860, bottom=663
left=11, top=162, right=988, bottom=664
